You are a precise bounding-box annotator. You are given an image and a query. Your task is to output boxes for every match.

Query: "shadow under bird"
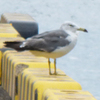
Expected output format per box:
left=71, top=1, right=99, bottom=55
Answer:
left=4, top=21, right=88, bottom=75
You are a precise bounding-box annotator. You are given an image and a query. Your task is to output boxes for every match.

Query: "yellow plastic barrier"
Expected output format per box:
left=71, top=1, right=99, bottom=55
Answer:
left=0, top=24, right=20, bottom=37
left=2, top=50, right=33, bottom=89
left=2, top=51, right=16, bottom=88
left=9, top=58, right=48, bottom=98
left=2, top=50, right=54, bottom=100
left=42, top=89, right=96, bottom=100
left=0, top=37, right=24, bottom=85
left=0, top=51, right=2, bottom=84
left=18, top=68, right=66, bottom=100
left=3, top=51, right=48, bottom=89
left=18, top=68, right=82, bottom=100
left=1, top=13, right=38, bottom=39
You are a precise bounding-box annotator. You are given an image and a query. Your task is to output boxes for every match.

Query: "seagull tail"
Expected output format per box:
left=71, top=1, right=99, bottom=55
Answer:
left=4, top=41, right=25, bottom=51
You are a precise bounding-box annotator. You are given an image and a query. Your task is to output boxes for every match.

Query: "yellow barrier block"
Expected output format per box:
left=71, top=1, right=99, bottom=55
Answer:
left=2, top=50, right=53, bottom=100
left=1, top=13, right=38, bottom=39
left=18, top=68, right=66, bottom=100
left=15, top=95, right=18, bottom=100
left=0, top=37, right=24, bottom=42
left=9, top=59, right=49, bottom=99
left=2, top=50, right=17, bottom=88
left=3, top=51, right=48, bottom=90
left=0, top=43, right=5, bottom=48
left=1, top=13, right=36, bottom=22
left=0, top=51, right=2, bottom=84
left=1, top=37, right=24, bottom=86
left=0, top=24, right=20, bottom=37
left=0, top=37, right=24, bottom=85
left=2, top=50, right=35, bottom=90
left=18, top=68, right=82, bottom=100
left=42, top=89, right=96, bottom=100
left=2, top=51, right=33, bottom=89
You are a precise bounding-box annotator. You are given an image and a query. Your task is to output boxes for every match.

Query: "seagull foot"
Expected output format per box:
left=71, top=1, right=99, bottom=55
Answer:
left=49, top=72, right=57, bottom=75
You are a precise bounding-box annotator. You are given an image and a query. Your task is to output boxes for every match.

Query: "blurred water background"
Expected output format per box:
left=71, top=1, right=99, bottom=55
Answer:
left=0, top=0, right=100, bottom=99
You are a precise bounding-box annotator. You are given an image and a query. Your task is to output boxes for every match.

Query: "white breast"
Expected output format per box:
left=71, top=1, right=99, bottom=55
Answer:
left=50, top=34, right=78, bottom=58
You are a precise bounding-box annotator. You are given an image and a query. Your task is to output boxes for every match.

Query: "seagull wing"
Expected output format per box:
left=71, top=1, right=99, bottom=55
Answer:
left=22, top=29, right=71, bottom=52
left=31, top=29, right=68, bottom=39
left=4, top=29, right=71, bottom=52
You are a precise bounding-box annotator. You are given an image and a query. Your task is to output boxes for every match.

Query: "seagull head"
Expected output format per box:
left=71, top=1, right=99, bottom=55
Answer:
left=60, top=21, right=88, bottom=35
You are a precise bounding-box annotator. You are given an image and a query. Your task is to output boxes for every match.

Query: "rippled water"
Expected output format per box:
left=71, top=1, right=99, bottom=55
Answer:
left=0, top=0, right=100, bottom=99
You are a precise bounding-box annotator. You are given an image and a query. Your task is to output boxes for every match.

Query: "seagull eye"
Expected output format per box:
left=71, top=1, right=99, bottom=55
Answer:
left=69, top=24, right=75, bottom=27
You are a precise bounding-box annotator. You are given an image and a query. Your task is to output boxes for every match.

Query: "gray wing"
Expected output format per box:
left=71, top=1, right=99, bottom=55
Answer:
left=20, top=29, right=71, bottom=52
left=31, top=29, right=68, bottom=39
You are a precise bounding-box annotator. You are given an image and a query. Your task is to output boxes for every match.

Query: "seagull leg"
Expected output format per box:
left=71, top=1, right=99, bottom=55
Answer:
left=48, top=58, right=51, bottom=75
left=54, top=59, right=57, bottom=75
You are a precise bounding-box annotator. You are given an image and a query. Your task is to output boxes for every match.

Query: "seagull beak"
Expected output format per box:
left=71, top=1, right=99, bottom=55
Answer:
left=77, top=28, right=88, bottom=32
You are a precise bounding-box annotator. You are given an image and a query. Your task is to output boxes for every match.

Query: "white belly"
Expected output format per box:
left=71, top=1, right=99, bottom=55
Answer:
left=51, top=40, right=77, bottom=58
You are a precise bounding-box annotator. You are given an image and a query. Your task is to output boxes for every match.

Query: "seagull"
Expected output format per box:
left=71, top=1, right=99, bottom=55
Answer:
left=4, top=21, right=88, bottom=75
